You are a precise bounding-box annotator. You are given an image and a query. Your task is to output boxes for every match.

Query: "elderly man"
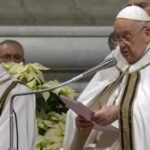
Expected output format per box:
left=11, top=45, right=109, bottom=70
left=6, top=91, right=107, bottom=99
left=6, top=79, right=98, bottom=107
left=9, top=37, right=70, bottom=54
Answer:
left=63, top=6, right=150, bottom=150
left=0, top=65, right=36, bottom=150
left=0, top=40, right=25, bottom=63
left=0, top=41, right=36, bottom=149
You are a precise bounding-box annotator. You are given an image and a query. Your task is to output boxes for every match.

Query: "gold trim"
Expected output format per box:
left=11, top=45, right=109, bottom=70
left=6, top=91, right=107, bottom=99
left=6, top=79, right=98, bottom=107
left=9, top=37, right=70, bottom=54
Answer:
left=0, top=80, right=25, bottom=116
left=119, top=72, right=139, bottom=150
left=0, top=76, right=12, bottom=85
left=88, top=71, right=124, bottom=110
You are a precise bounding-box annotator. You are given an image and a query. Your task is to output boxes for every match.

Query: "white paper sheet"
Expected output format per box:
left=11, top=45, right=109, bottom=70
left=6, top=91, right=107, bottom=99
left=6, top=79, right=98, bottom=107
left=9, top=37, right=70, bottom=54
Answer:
left=60, top=95, right=93, bottom=121
left=59, top=95, right=118, bottom=132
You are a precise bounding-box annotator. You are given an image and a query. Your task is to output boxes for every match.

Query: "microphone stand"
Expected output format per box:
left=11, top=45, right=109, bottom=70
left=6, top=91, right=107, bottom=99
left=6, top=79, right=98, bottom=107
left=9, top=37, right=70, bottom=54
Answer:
left=8, top=58, right=117, bottom=150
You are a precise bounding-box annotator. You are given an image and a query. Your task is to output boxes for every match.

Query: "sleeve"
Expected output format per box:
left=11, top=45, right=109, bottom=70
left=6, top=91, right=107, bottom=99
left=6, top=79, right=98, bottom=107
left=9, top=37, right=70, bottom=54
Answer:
left=63, top=69, right=107, bottom=149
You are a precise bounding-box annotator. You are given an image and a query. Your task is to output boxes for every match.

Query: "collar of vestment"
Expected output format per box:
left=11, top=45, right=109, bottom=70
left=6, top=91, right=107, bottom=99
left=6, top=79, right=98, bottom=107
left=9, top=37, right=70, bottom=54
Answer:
left=0, top=66, right=13, bottom=84
left=0, top=66, right=17, bottom=115
left=0, top=66, right=9, bottom=77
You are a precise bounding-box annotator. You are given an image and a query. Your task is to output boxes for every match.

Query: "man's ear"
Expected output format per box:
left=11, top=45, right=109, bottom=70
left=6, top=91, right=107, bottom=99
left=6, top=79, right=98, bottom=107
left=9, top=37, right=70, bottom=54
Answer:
left=144, top=27, right=150, bottom=43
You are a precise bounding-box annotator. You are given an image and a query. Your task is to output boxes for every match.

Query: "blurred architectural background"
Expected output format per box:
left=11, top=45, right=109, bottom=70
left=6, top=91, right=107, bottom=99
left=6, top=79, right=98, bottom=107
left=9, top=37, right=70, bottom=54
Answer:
left=0, top=0, right=126, bottom=93
left=0, top=0, right=125, bottom=25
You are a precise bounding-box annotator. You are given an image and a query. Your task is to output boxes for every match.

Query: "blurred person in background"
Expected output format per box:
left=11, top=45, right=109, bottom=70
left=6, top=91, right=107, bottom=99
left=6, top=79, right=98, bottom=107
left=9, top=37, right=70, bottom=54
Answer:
left=0, top=41, right=36, bottom=150
left=0, top=40, right=25, bottom=64
left=128, top=0, right=150, bottom=14
left=108, top=31, right=118, bottom=51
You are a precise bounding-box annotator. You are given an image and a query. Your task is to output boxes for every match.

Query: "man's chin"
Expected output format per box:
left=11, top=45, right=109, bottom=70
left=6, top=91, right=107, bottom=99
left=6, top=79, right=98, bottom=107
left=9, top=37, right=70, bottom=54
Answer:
left=124, top=56, right=134, bottom=64
left=126, top=59, right=137, bottom=65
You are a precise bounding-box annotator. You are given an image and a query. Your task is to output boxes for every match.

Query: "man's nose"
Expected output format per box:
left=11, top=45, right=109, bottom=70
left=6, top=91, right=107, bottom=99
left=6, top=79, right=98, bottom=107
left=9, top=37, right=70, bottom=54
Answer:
left=9, top=56, right=20, bottom=63
left=9, top=57, right=16, bottom=62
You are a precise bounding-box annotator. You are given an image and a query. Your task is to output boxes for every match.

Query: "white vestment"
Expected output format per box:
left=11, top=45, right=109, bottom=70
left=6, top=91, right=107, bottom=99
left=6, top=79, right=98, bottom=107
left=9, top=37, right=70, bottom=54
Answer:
left=0, top=66, right=36, bottom=150
left=116, top=46, right=150, bottom=150
left=63, top=47, right=128, bottom=150
left=63, top=44, right=150, bottom=150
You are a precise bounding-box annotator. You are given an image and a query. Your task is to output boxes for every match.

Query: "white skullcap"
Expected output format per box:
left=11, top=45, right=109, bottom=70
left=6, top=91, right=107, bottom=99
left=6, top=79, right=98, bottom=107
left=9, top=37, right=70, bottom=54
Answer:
left=116, top=5, right=150, bottom=21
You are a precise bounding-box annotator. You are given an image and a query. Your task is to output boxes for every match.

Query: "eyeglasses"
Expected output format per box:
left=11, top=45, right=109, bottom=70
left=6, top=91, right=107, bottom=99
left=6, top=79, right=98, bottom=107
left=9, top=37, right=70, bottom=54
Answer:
left=0, top=55, right=23, bottom=63
left=116, top=27, right=144, bottom=43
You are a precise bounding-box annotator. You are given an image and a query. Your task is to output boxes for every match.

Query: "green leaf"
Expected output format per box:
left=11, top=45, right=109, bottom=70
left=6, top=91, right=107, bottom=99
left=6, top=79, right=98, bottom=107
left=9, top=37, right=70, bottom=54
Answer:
left=36, top=93, right=50, bottom=112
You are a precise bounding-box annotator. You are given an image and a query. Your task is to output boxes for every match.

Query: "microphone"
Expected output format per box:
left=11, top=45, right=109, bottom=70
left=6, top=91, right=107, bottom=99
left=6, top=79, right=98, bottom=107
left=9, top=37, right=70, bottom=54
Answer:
left=9, top=57, right=117, bottom=150
left=77, top=57, right=117, bottom=79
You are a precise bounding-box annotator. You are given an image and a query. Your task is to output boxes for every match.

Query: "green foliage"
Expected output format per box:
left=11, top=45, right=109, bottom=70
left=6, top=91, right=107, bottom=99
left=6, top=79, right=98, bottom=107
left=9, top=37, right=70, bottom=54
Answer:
left=36, top=112, right=66, bottom=150
left=36, top=92, right=68, bottom=114
left=1, top=62, right=76, bottom=150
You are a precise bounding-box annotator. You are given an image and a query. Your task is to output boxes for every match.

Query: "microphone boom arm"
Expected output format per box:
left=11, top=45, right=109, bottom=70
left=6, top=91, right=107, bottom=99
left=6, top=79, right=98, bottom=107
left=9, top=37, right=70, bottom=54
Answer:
left=9, top=57, right=117, bottom=150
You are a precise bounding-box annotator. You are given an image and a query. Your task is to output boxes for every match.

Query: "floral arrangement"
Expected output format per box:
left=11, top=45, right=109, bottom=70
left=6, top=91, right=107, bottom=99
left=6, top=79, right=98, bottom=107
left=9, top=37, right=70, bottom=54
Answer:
left=1, top=62, right=76, bottom=150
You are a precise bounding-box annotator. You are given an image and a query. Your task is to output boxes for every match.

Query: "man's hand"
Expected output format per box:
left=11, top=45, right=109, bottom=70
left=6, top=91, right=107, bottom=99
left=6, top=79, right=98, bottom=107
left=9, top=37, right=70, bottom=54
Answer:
left=91, top=105, right=118, bottom=126
left=75, top=115, right=93, bottom=130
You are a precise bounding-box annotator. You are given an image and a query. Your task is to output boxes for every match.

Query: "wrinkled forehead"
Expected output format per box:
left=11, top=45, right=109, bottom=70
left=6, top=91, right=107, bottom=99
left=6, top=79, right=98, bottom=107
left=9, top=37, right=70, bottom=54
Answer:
left=0, top=43, right=24, bottom=55
left=114, top=19, right=138, bottom=28
left=114, top=19, right=141, bottom=34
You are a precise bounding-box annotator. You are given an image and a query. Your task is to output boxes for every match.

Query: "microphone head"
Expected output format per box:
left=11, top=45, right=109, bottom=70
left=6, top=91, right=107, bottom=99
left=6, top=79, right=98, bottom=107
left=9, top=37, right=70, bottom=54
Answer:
left=106, top=57, right=117, bottom=67
left=82, top=57, right=117, bottom=78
